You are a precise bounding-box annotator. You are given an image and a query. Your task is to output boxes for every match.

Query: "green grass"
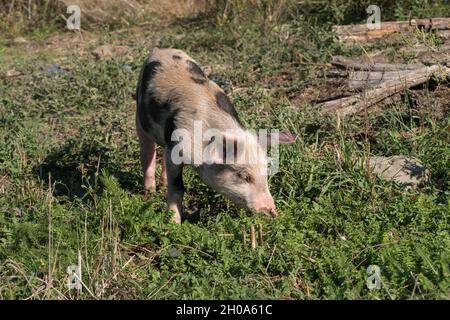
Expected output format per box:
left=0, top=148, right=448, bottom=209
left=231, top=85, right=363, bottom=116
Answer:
left=0, top=2, right=449, bottom=299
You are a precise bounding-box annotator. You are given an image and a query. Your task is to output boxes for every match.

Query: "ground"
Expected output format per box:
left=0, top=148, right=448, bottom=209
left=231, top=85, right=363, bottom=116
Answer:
left=0, top=2, right=449, bottom=299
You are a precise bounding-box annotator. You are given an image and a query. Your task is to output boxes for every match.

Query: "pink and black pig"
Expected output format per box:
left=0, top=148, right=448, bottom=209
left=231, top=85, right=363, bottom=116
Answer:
left=135, top=48, right=296, bottom=223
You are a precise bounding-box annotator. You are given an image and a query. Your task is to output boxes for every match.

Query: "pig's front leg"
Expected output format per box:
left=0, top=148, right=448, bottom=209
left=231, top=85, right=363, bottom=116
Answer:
left=165, top=148, right=184, bottom=224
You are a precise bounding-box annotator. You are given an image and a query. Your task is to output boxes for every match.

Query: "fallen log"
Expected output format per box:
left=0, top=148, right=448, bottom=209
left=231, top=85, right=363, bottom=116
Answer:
left=333, top=17, right=450, bottom=42
left=334, top=18, right=450, bottom=34
left=348, top=69, right=415, bottom=90
left=420, top=54, right=450, bottom=67
left=332, top=55, right=425, bottom=71
left=439, top=30, right=450, bottom=40
left=321, top=65, right=440, bottom=117
left=398, top=43, right=450, bottom=54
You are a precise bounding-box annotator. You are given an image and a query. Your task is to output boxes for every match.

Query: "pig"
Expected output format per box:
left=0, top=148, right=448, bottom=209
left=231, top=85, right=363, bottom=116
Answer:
left=135, top=48, right=296, bottom=223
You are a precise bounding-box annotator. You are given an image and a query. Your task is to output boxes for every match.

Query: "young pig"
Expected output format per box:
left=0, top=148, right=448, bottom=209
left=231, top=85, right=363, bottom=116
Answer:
left=136, top=48, right=296, bottom=223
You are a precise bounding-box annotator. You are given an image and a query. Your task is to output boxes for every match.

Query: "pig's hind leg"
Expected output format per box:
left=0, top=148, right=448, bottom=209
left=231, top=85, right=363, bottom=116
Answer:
left=159, top=151, right=168, bottom=188
left=164, top=148, right=183, bottom=224
left=136, top=116, right=157, bottom=192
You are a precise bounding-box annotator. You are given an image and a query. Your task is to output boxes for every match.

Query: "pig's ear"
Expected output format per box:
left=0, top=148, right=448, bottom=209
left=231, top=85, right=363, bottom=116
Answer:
left=259, top=130, right=298, bottom=145
left=277, top=131, right=298, bottom=144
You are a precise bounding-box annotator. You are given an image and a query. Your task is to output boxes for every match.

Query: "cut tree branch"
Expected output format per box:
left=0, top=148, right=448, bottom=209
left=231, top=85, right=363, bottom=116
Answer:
left=332, top=56, right=425, bottom=71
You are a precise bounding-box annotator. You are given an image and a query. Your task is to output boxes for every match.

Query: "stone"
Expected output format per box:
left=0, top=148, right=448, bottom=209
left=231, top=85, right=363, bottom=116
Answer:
left=121, top=64, right=132, bottom=73
left=46, top=64, right=69, bottom=77
left=6, top=69, right=22, bottom=77
left=369, top=156, right=430, bottom=188
left=167, top=247, right=183, bottom=258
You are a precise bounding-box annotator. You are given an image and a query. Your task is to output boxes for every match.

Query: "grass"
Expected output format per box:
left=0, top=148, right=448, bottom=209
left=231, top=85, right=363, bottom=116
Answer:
left=0, top=1, right=449, bottom=299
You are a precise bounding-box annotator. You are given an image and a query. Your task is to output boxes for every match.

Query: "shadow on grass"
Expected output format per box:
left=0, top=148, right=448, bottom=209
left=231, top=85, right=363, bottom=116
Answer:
left=35, top=138, right=141, bottom=201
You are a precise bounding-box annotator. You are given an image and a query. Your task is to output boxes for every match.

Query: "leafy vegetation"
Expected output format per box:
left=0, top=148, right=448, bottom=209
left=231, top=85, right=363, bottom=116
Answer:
left=0, top=0, right=449, bottom=299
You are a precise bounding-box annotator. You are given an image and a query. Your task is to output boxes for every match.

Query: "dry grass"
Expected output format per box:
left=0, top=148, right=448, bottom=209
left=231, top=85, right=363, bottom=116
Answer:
left=0, top=0, right=217, bottom=35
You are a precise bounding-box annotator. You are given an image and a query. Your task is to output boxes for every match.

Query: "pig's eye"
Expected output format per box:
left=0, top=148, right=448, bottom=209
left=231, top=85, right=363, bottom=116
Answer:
left=237, top=171, right=254, bottom=184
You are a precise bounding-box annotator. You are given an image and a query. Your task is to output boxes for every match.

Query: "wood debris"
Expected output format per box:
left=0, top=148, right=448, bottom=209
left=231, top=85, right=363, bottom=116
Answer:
left=318, top=18, right=450, bottom=117
left=322, top=64, right=441, bottom=117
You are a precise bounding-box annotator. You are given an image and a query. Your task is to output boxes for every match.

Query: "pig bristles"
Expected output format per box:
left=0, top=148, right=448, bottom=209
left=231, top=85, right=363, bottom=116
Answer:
left=250, top=225, right=256, bottom=251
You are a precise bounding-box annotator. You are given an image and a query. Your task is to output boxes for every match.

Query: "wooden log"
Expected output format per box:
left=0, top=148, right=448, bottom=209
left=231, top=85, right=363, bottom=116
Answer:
left=332, top=55, right=425, bottom=71
left=439, top=30, right=450, bottom=40
left=334, top=18, right=450, bottom=34
left=399, top=43, right=450, bottom=54
left=321, top=69, right=349, bottom=78
left=333, top=18, right=450, bottom=42
left=321, top=65, right=440, bottom=117
left=348, top=70, right=416, bottom=90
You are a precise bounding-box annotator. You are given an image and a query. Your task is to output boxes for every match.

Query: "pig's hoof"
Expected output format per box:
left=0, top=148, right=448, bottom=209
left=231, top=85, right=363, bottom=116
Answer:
left=159, top=176, right=167, bottom=188
left=158, top=182, right=167, bottom=191
left=144, top=178, right=156, bottom=193
left=269, top=209, right=278, bottom=218
left=143, top=186, right=156, bottom=195
left=171, top=214, right=182, bottom=224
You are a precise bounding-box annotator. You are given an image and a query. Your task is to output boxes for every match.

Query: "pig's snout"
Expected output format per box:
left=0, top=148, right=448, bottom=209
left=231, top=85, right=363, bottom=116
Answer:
left=253, top=194, right=277, bottom=217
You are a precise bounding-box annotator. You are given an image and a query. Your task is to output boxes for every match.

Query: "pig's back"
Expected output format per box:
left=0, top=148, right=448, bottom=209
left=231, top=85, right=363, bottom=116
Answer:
left=136, top=48, right=242, bottom=147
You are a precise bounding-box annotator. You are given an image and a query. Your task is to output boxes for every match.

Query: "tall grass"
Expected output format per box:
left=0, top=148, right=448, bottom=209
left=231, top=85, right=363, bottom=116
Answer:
left=0, top=0, right=64, bottom=37
left=1, top=0, right=449, bottom=39
left=210, top=0, right=450, bottom=27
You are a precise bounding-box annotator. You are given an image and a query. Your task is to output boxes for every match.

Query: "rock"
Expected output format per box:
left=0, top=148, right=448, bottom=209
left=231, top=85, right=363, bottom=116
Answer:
left=121, top=64, right=132, bottom=73
left=369, top=156, right=430, bottom=188
left=13, top=37, right=27, bottom=44
left=6, top=69, right=22, bottom=77
left=167, top=247, right=183, bottom=258
left=92, top=45, right=129, bottom=59
left=46, top=64, right=69, bottom=78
